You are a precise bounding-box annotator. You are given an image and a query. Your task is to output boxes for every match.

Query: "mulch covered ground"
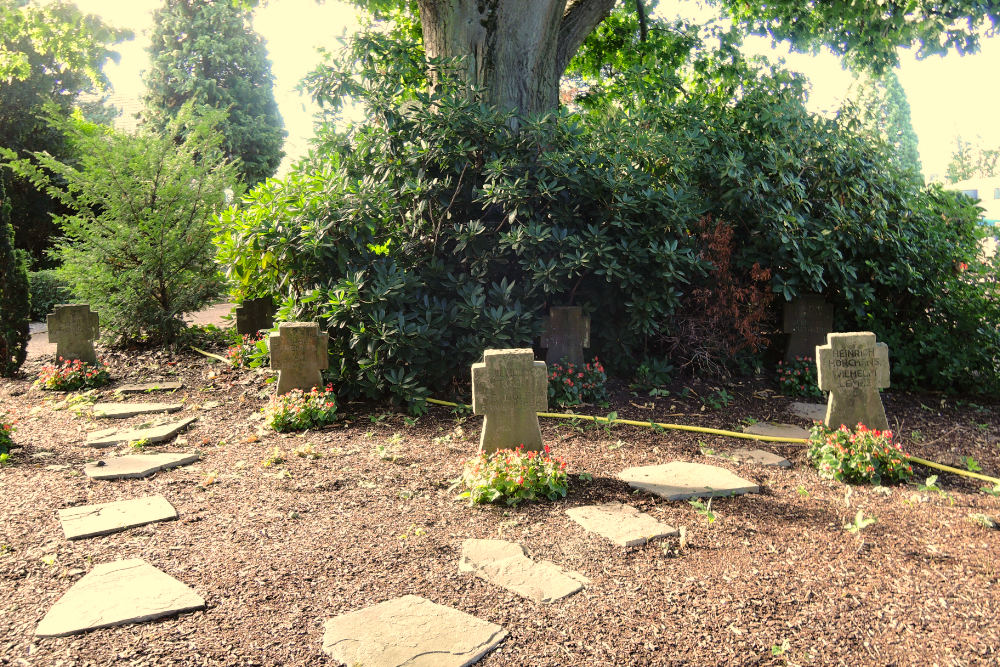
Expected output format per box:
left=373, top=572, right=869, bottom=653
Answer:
left=1, top=343, right=998, bottom=666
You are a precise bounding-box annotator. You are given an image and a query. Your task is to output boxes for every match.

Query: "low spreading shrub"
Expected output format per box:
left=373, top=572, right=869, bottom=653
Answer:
left=807, top=423, right=913, bottom=485
left=777, top=356, right=823, bottom=398
left=36, top=358, right=110, bottom=391
left=456, top=444, right=569, bottom=506
left=262, top=385, right=338, bottom=432
left=548, top=357, right=608, bottom=407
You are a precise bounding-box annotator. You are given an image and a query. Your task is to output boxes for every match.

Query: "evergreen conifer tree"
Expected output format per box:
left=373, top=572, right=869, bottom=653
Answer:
left=0, top=178, right=30, bottom=377
left=844, top=70, right=923, bottom=179
left=143, top=0, right=285, bottom=186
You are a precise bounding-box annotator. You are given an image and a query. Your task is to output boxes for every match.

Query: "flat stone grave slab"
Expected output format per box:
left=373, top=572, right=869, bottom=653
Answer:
left=619, top=461, right=759, bottom=500
left=35, top=559, right=205, bottom=637
left=84, top=452, right=200, bottom=480
left=59, top=495, right=177, bottom=540
left=92, top=403, right=183, bottom=419
left=117, top=381, right=183, bottom=394
left=322, top=594, right=507, bottom=667
left=706, top=448, right=791, bottom=468
left=566, top=502, right=678, bottom=547
left=742, top=422, right=810, bottom=441
left=86, top=417, right=197, bottom=448
left=788, top=402, right=826, bottom=421
left=459, top=539, right=587, bottom=603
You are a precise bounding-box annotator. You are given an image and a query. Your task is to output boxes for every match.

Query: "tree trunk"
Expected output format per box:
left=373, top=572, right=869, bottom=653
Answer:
left=417, top=0, right=615, bottom=118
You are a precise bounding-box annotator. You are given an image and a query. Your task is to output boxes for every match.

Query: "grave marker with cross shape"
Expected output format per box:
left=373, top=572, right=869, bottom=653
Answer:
left=540, top=306, right=590, bottom=366
left=235, top=297, right=276, bottom=336
left=268, top=322, right=329, bottom=395
left=783, top=293, right=833, bottom=363
left=471, top=349, right=548, bottom=453
left=47, top=304, right=100, bottom=364
left=816, top=332, right=890, bottom=430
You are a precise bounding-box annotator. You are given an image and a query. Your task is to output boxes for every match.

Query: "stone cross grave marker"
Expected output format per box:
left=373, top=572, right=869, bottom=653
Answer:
left=47, top=304, right=100, bottom=364
left=235, top=297, right=276, bottom=336
left=816, top=331, right=890, bottom=430
left=268, top=322, right=328, bottom=395
left=783, top=293, right=833, bottom=363
left=472, top=349, right=548, bottom=453
left=540, top=306, right=590, bottom=366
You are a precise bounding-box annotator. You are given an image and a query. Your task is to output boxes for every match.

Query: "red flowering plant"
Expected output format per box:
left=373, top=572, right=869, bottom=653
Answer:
left=262, top=384, right=338, bottom=432
left=36, top=357, right=111, bottom=391
left=0, top=413, right=16, bottom=456
left=776, top=356, right=823, bottom=399
left=225, top=332, right=267, bottom=368
left=455, top=444, right=570, bottom=506
left=548, top=357, right=608, bottom=407
left=807, top=422, right=913, bottom=485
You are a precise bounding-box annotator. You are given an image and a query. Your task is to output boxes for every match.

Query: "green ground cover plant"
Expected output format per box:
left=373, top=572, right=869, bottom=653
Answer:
left=777, top=356, right=823, bottom=398
left=263, top=385, right=338, bottom=432
left=548, top=357, right=608, bottom=407
left=455, top=444, right=569, bottom=506
left=0, top=413, right=15, bottom=456
left=36, top=358, right=110, bottom=391
left=808, top=423, right=913, bottom=485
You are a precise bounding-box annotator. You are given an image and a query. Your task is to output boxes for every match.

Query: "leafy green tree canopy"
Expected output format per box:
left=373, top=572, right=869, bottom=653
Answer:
left=946, top=136, right=1000, bottom=183
left=0, top=0, right=130, bottom=264
left=143, top=0, right=286, bottom=187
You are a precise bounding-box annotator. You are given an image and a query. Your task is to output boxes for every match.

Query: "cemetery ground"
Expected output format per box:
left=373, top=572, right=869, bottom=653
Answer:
left=1, top=346, right=999, bottom=666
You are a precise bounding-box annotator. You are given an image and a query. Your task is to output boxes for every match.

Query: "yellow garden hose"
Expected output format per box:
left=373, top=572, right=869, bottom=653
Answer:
left=425, top=397, right=1000, bottom=486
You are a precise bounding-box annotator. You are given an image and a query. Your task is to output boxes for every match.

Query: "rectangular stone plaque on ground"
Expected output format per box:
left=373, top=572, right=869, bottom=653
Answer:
left=92, top=403, right=183, bottom=419
left=459, top=539, right=587, bottom=603
left=84, top=452, right=201, bottom=480
left=35, top=559, right=204, bottom=637
left=540, top=306, right=590, bottom=366
left=471, top=348, right=548, bottom=453
left=619, top=461, right=758, bottom=500
left=268, top=322, right=328, bottom=394
left=59, top=495, right=177, bottom=540
left=566, top=502, right=678, bottom=547
left=783, top=294, right=833, bottom=363
left=322, top=595, right=507, bottom=667
left=86, top=417, right=197, bottom=448
left=235, top=297, right=276, bottom=336
left=816, top=331, right=890, bottom=430
left=47, top=304, right=100, bottom=364
left=117, top=381, right=183, bottom=394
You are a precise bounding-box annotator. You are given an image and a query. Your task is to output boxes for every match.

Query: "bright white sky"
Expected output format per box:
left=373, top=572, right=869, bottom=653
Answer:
left=62, top=0, right=1000, bottom=180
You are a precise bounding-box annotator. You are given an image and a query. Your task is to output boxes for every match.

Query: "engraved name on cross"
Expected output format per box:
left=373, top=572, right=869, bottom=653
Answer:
left=816, top=332, right=890, bottom=431
left=472, top=349, right=548, bottom=454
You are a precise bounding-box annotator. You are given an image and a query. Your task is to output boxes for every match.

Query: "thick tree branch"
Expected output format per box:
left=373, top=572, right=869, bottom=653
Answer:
left=556, top=0, right=617, bottom=75
left=635, top=0, right=648, bottom=42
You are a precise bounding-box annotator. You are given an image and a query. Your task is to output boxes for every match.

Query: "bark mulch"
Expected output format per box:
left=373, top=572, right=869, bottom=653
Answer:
left=1, top=346, right=998, bottom=666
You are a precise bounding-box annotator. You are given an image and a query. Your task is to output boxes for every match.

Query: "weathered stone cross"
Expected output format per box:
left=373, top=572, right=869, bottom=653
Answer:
left=235, top=297, right=275, bottom=336
left=782, top=293, right=833, bottom=363
left=47, top=304, right=100, bottom=364
left=268, top=322, right=329, bottom=395
left=540, top=306, right=590, bottom=366
left=472, top=349, right=548, bottom=453
left=816, top=332, right=890, bottom=430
